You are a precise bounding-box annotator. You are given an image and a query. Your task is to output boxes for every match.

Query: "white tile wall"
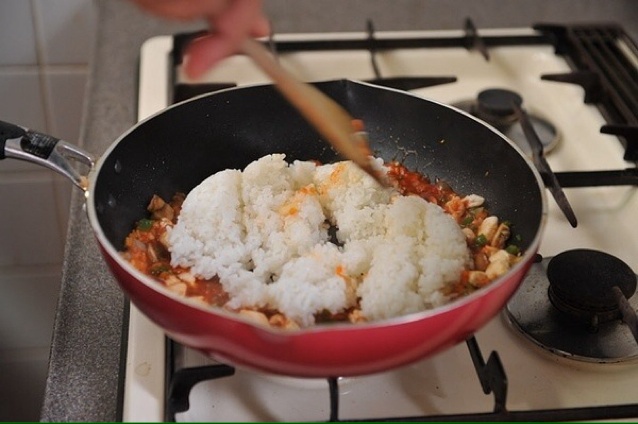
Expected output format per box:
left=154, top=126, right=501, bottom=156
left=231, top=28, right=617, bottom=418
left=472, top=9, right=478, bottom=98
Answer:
left=0, top=1, right=38, bottom=65
left=45, top=68, right=91, bottom=141
left=0, top=348, right=51, bottom=422
left=0, top=69, right=47, bottom=131
left=0, top=0, right=96, bottom=420
left=0, top=266, right=62, bottom=349
left=34, top=0, right=97, bottom=65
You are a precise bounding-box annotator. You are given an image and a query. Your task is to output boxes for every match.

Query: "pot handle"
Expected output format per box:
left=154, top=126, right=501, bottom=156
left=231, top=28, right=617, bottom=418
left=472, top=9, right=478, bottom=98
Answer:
left=0, top=119, right=95, bottom=191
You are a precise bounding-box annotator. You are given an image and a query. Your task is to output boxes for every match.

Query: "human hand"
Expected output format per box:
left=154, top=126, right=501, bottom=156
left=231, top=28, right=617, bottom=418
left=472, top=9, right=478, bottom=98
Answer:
left=131, top=0, right=270, bottom=78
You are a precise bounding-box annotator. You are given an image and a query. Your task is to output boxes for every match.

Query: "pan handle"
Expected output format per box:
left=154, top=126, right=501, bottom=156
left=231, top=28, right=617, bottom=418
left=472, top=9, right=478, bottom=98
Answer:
left=0, top=119, right=95, bottom=191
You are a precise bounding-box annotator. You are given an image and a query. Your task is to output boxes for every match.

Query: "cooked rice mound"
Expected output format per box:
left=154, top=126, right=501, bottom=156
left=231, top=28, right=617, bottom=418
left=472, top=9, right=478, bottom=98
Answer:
left=167, top=154, right=470, bottom=327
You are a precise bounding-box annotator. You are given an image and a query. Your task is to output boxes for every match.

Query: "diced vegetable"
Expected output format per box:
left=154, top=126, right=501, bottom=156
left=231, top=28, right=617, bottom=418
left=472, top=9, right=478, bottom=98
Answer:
left=137, top=218, right=154, bottom=231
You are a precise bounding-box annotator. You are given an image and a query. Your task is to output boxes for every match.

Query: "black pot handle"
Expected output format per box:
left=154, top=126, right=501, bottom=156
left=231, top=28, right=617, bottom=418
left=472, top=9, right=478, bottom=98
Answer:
left=0, top=119, right=96, bottom=190
left=0, top=120, right=27, bottom=159
left=0, top=119, right=62, bottom=160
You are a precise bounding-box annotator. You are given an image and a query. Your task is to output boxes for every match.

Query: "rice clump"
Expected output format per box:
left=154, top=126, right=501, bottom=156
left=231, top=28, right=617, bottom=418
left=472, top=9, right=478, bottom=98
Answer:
left=167, top=154, right=470, bottom=327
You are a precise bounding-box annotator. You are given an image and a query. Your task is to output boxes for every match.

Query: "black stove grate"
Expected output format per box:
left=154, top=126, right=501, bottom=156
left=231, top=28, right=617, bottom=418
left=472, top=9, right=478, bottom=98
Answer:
left=169, top=17, right=545, bottom=100
left=164, top=335, right=638, bottom=422
left=537, top=24, right=638, bottom=161
left=171, top=22, right=638, bottom=168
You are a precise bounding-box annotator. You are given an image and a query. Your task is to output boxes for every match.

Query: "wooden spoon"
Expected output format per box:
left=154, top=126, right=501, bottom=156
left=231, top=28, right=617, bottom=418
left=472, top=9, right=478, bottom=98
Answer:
left=241, top=38, right=390, bottom=187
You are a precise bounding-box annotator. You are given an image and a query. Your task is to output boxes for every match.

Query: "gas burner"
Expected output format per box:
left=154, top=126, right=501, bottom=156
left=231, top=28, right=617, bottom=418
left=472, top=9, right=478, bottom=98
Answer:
left=547, top=250, right=637, bottom=327
left=504, top=250, right=638, bottom=363
left=452, top=88, right=559, bottom=157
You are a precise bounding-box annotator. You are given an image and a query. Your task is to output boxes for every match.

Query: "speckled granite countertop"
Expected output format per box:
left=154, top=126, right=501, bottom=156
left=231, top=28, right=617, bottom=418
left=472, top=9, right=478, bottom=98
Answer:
left=40, top=0, right=638, bottom=421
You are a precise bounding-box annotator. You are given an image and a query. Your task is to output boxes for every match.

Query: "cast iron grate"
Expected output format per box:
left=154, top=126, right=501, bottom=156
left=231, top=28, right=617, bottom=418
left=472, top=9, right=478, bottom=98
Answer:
left=164, top=335, right=638, bottom=422
left=537, top=24, right=638, bottom=161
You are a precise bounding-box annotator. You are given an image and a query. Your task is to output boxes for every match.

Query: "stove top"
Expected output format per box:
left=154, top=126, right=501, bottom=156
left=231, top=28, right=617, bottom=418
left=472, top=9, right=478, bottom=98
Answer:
left=123, top=22, right=638, bottom=422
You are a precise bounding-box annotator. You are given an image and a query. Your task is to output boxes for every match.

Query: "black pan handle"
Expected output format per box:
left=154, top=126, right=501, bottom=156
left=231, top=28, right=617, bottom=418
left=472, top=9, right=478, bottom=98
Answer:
left=0, top=119, right=96, bottom=190
left=0, top=120, right=27, bottom=159
left=0, top=119, right=60, bottom=160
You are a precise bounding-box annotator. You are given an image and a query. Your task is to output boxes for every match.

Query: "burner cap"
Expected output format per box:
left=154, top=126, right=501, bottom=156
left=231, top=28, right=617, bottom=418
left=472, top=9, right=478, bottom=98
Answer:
left=504, top=250, right=638, bottom=363
left=476, top=88, right=523, bottom=122
left=548, top=249, right=637, bottom=326
left=452, top=88, right=559, bottom=156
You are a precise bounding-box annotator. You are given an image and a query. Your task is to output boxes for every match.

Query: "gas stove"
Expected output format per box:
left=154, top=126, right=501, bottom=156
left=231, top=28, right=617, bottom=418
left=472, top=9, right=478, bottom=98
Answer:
left=122, top=21, right=638, bottom=421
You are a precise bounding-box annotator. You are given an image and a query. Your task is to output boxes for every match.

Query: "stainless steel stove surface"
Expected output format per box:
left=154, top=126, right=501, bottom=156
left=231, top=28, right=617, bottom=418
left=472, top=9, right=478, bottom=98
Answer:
left=122, top=23, right=638, bottom=422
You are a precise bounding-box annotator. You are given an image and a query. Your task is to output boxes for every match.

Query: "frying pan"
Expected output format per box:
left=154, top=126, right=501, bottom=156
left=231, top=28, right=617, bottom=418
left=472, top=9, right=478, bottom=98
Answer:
left=0, top=79, right=546, bottom=377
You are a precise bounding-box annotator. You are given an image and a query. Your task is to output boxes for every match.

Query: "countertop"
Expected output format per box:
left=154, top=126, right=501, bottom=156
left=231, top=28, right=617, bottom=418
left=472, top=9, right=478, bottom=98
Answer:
left=41, top=0, right=638, bottom=421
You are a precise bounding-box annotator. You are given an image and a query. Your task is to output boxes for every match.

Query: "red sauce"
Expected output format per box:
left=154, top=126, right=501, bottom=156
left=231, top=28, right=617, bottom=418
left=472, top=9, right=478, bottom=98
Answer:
left=386, top=161, right=454, bottom=206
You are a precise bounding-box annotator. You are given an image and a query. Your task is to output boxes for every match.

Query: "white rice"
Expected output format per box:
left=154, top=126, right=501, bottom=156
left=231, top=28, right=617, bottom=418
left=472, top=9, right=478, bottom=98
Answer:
left=167, top=154, right=470, bottom=327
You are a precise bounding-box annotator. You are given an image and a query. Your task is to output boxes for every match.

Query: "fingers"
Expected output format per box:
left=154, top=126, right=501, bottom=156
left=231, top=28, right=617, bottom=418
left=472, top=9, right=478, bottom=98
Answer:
left=249, top=14, right=271, bottom=38
left=130, top=0, right=269, bottom=78
left=183, top=0, right=269, bottom=79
